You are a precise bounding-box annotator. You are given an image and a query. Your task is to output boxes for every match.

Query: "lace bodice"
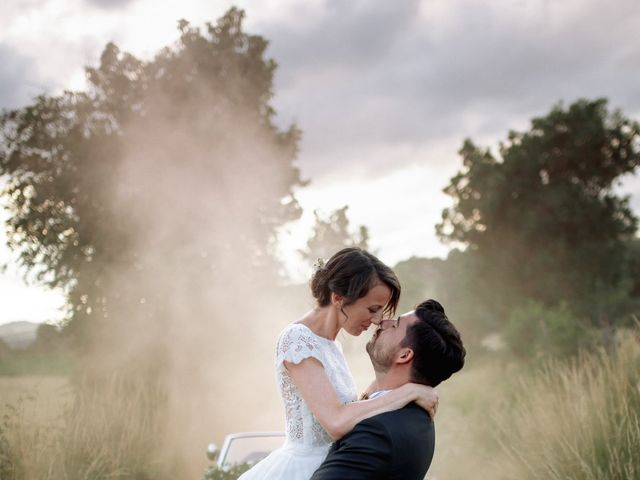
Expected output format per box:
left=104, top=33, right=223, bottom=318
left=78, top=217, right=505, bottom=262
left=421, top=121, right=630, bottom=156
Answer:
left=275, top=323, right=358, bottom=447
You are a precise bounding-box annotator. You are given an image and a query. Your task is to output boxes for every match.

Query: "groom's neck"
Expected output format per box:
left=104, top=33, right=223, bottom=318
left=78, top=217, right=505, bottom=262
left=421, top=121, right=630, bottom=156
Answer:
left=373, top=370, right=411, bottom=392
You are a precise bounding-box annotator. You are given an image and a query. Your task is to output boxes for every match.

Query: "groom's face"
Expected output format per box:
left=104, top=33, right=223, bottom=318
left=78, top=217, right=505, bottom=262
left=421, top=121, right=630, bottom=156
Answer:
left=366, top=311, right=416, bottom=373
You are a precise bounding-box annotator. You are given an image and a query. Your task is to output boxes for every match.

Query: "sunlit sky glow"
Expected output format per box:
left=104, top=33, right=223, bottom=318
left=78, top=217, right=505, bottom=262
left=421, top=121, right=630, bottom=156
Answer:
left=1, top=0, right=640, bottom=324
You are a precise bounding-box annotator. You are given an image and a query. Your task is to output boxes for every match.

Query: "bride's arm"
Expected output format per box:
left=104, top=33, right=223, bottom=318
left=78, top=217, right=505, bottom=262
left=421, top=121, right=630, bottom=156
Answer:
left=285, top=358, right=438, bottom=441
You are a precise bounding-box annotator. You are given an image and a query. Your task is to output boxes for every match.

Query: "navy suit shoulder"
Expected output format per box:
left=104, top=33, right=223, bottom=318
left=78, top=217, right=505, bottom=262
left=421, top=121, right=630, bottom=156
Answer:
left=365, top=403, right=435, bottom=479
left=311, top=403, right=435, bottom=480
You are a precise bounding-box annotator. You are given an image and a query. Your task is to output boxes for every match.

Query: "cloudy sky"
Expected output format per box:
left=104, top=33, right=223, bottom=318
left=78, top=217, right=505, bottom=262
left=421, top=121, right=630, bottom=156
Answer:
left=1, top=0, right=640, bottom=324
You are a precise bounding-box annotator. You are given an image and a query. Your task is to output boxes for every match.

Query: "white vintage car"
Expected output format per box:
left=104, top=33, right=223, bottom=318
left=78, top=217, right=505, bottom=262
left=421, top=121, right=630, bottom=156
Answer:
left=204, top=432, right=285, bottom=479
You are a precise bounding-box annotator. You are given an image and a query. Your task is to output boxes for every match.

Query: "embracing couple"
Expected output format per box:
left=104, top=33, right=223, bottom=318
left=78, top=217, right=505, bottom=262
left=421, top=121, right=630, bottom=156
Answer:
left=239, top=248, right=466, bottom=480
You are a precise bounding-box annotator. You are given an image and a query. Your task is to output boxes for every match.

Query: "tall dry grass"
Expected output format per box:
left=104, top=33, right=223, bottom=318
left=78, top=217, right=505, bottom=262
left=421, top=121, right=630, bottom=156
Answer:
left=2, top=326, right=639, bottom=480
left=494, top=328, right=640, bottom=479
left=0, top=374, right=169, bottom=480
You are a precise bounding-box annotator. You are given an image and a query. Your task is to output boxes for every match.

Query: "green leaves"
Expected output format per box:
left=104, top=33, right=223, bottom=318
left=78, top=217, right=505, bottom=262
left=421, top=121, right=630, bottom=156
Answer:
left=299, top=206, right=370, bottom=266
left=0, top=8, right=304, bottom=359
left=437, top=98, right=640, bottom=335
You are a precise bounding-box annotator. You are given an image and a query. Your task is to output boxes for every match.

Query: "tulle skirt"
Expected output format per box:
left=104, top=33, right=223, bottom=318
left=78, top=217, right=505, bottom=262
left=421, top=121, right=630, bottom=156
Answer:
left=237, top=440, right=330, bottom=480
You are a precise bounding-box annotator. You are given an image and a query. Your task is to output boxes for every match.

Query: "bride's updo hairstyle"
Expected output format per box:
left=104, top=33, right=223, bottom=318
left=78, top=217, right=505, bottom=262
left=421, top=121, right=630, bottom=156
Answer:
left=310, top=247, right=400, bottom=317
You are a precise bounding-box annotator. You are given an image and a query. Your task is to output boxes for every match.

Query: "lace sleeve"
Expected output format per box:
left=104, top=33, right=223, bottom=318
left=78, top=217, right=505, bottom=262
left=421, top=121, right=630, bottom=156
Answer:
left=275, top=324, right=325, bottom=369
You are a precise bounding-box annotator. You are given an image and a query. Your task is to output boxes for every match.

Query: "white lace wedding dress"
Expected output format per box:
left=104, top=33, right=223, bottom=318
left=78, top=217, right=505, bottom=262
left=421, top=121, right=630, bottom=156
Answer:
left=238, top=323, right=358, bottom=479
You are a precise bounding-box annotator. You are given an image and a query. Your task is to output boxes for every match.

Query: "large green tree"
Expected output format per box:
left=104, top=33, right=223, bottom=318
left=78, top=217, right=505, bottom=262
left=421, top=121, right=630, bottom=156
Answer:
left=437, top=99, right=640, bottom=331
left=0, top=9, right=308, bottom=474
left=0, top=8, right=304, bottom=365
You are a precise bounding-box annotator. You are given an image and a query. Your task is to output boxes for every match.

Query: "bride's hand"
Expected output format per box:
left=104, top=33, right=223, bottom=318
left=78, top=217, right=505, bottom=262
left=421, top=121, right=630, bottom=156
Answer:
left=411, top=383, right=439, bottom=418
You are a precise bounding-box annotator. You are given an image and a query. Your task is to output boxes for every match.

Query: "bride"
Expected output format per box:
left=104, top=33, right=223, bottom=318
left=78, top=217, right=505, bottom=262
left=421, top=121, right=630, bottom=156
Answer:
left=238, top=248, right=438, bottom=479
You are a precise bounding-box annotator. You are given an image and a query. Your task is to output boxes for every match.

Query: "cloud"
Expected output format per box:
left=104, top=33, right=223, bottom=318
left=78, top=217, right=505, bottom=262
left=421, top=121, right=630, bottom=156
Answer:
left=0, top=44, right=39, bottom=110
left=0, top=0, right=638, bottom=268
left=4, top=0, right=638, bottom=177
left=264, top=0, right=421, bottom=73
left=619, top=173, right=640, bottom=214
left=84, top=0, right=137, bottom=8
left=258, top=0, right=640, bottom=264
left=254, top=0, right=640, bottom=180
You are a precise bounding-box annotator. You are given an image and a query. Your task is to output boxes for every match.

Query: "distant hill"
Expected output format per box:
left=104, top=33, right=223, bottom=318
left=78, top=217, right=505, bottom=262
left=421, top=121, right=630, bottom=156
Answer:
left=0, top=320, right=39, bottom=349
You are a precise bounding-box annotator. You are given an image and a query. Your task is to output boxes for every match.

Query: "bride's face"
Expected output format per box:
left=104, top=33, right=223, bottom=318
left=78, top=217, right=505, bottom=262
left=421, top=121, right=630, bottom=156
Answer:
left=339, top=284, right=392, bottom=336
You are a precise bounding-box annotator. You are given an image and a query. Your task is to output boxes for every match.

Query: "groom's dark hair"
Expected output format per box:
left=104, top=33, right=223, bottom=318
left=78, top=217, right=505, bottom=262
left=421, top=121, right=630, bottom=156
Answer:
left=402, top=299, right=465, bottom=387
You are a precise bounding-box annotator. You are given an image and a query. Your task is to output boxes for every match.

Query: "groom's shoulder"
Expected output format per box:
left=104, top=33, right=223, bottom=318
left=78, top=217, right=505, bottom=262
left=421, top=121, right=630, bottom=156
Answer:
left=380, top=402, right=431, bottom=424
left=354, top=402, right=434, bottom=447
left=348, top=402, right=435, bottom=470
left=358, top=402, right=432, bottom=432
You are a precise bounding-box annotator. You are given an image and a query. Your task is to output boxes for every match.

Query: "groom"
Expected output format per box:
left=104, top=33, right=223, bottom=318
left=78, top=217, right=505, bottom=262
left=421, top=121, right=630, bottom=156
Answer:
left=311, top=299, right=465, bottom=480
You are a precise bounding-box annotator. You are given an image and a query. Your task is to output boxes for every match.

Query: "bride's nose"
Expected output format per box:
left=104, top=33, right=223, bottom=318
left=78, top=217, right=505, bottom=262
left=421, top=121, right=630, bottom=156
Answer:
left=370, top=310, right=384, bottom=324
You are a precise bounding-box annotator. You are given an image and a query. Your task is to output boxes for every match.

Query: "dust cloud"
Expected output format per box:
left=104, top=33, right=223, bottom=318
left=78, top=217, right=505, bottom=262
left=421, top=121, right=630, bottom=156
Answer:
left=74, top=71, right=313, bottom=475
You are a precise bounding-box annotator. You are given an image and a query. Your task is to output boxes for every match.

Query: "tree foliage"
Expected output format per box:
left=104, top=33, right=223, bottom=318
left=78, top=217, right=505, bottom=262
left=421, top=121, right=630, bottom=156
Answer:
left=0, top=9, right=308, bottom=473
left=393, top=250, right=496, bottom=347
left=33, top=323, right=60, bottom=352
left=437, top=99, right=640, bottom=329
left=299, top=206, right=369, bottom=265
left=505, top=301, right=598, bottom=360
left=0, top=8, right=304, bottom=362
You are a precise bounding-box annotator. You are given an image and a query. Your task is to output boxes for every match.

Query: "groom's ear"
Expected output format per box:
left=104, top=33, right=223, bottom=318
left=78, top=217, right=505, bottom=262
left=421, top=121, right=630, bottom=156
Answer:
left=395, top=347, right=414, bottom=365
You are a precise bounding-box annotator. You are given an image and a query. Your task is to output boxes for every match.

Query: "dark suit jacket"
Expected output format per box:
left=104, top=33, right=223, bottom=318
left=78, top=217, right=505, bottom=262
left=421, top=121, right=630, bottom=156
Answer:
left=310, top=402, right=435, bottom=480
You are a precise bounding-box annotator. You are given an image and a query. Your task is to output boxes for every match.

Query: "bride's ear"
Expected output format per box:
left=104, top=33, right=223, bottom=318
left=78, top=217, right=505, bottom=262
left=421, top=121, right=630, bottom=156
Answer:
left=330, top=292, right=344, bottom=307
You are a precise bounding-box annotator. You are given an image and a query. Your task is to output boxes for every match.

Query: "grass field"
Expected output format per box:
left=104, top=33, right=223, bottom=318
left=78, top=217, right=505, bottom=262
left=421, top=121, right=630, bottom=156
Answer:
left=0, top=374, right=168, bottom=480
left=0, top=375, right=70, bottom=427
left=1, top=357, right=505, bottom=479
left=1, top=329, right=639, bottom=480
left=0, top=351, right=72, bottom=376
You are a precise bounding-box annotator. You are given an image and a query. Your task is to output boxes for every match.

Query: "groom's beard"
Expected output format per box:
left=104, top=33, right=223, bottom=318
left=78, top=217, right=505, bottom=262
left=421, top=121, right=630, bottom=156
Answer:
left=366, top=335, right=396, bottom=374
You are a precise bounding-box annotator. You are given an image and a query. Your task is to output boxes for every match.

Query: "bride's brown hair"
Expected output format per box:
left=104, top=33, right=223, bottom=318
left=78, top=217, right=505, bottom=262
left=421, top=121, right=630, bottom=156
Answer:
left=310, top=247, right=400, bottom=317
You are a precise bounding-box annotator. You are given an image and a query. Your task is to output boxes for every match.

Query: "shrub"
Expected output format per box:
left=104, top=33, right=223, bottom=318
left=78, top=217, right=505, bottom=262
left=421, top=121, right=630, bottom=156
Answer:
left=203, top=463, right=250, bottom=480
left=505, top=301, right=597, bottom=360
